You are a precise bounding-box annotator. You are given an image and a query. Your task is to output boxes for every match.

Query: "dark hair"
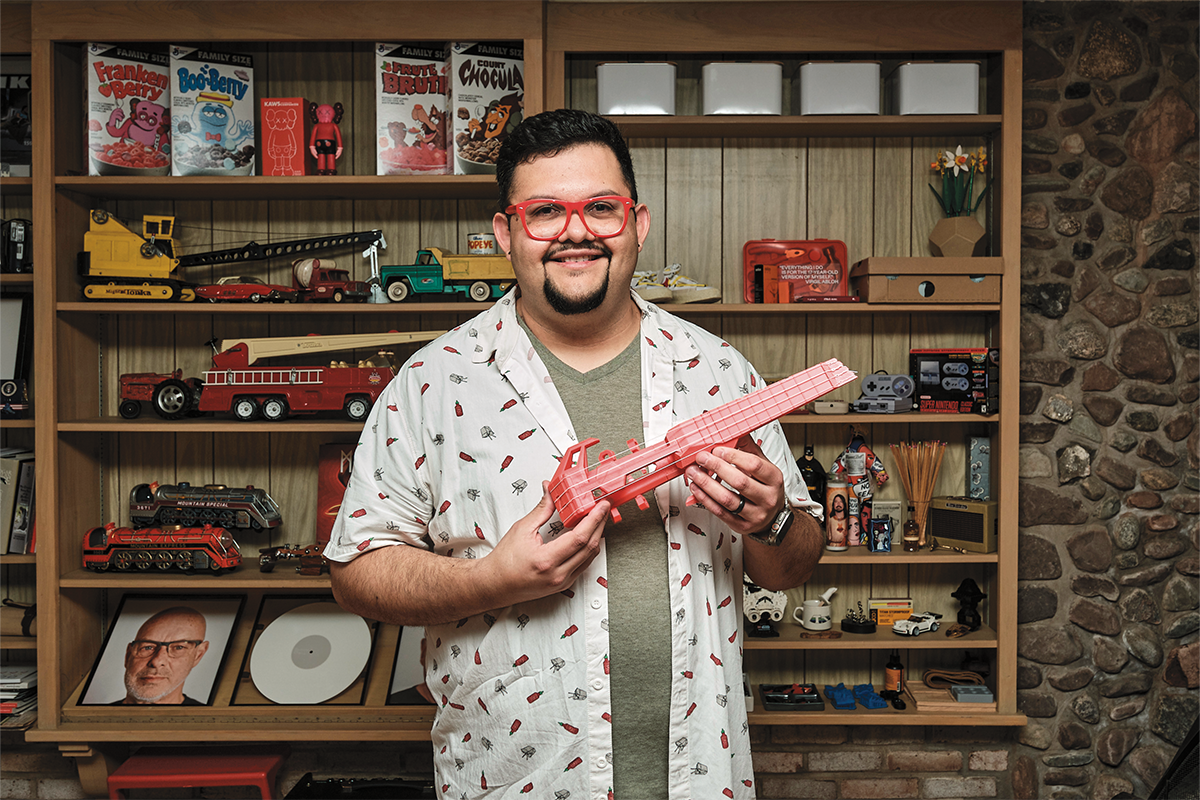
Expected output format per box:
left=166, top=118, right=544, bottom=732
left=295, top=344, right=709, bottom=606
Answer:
left=495, top=108, right=638, bottom=209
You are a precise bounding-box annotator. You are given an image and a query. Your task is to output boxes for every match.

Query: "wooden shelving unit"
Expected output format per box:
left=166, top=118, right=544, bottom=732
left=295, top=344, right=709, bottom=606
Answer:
left=24, top=0, right=1023, bottom=764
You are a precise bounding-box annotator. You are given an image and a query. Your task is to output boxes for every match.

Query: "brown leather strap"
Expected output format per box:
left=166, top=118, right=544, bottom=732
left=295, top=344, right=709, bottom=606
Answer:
left=922, top=669, right=984, bottom=688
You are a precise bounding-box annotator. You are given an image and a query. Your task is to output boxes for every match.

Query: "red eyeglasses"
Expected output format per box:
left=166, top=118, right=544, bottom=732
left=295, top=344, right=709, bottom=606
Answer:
left=504, top=196, right=636, bottom=241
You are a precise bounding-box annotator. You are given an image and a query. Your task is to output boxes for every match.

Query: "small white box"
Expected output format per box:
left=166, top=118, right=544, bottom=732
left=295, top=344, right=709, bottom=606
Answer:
left=795, top=61, right=880, bottom=115
left=702, top=62, right=782, bottom=115
left=597, top=62, right=675, bottom=115
left=888, top=61, right=980, bottom=115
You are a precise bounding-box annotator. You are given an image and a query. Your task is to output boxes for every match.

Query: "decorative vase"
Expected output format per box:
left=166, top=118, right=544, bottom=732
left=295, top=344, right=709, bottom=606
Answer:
left=929, top=216, right=987, bottom=257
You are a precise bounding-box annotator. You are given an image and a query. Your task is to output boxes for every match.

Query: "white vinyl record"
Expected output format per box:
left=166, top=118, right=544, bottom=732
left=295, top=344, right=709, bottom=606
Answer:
left=249, top=602, right=371, bottom=704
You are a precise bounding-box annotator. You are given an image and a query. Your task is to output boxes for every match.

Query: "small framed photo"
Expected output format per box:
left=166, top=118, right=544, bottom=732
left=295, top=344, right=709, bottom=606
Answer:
left=78, top=594, right=245, bottom=706
left=387, top=625, right=434, bottom=706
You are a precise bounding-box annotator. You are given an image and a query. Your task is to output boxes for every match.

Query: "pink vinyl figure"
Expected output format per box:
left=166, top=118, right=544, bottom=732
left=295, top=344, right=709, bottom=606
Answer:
left=309, top=102, right=344, bottom=175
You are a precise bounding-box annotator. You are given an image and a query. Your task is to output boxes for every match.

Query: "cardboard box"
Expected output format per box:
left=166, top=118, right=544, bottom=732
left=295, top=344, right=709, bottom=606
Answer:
left=597, top=62, right=675, bottom=115
left=849, top=257, right=1002, bottom=303
left=868, top=598, right=913, bottom=627
left=1, top=58, right=32, bottom=175
left=795, top=61, right=880, bottom=115
left=316, top=443, right=357, bottom=547
left=170, top=45, right=256, bottom=175
left=744, top=239, right=849, bottom=302
left=450, top=42, right=524, bottom=175
left=910, top=348, right=999, bottom=415
left=85, top=44, right=171, bottom=176
left=887, top=61, right=980, bottom=115
left=260, top=98, right=308, bottom=176
left=702, top=62, right=782, bottom=115
left=375, top=43, right=450, bottom=175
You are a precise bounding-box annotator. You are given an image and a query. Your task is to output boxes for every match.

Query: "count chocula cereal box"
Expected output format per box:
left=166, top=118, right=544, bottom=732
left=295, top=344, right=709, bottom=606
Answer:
left=85, top=44, right=171, bottom=176
left=449, top=42, right=524, bottom=175
left=375, top=43, right=450, bottom=176
left=169, top=45, right=255, bottom=176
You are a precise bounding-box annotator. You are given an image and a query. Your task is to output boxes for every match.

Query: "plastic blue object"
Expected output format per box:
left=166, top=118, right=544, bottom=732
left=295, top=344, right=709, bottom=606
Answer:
left=823, top=683, right=856, bottom=710
left=853, top=683, right=888, bottom=709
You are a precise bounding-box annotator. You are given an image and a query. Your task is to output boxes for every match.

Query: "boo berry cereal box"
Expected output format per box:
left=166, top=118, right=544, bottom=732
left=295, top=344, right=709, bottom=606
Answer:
left=169, top=45, right=255, bottom=176
left=85, top=43, right=171, bottom=176
left=375, top=43, right=449, bottom=176
left=449, top=42, right=524, bottom=175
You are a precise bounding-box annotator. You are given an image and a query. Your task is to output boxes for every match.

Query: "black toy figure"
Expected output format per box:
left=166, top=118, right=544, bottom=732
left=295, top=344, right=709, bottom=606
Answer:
left=952, top=578, right=987, bottom=631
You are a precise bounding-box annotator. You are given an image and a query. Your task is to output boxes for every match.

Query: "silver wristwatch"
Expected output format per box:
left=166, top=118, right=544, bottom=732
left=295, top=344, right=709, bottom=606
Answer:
left=748, top=506, right=794, bottom=546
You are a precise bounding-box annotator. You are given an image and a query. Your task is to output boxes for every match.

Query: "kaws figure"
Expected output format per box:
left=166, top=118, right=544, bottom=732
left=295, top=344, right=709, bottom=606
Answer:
left=309, top=102, right=344, bottom=175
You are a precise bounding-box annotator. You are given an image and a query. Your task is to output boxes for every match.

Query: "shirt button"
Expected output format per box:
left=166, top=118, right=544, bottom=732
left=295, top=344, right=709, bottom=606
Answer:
left=595, top=758, right=608, bottom=769
left=591, top=680, right=603, bottom=691
left=591, top=599, right=602, bottom=609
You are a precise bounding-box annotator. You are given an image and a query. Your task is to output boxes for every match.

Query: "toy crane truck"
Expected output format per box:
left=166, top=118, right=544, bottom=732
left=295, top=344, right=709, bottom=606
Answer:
left=380, top=247, right=515, bottom=302
left=118, top=330, right=443, bottom=421
left=78, top=209, right=384, bottom=302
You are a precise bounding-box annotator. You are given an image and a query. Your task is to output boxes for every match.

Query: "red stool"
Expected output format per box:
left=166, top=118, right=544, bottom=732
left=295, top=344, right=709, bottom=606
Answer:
left=107, top=745, right=288, bottom=799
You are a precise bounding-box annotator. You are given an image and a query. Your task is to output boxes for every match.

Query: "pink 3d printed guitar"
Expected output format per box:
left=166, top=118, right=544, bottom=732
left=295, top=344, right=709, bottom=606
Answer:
left=548, top=358, right=856, bottom=527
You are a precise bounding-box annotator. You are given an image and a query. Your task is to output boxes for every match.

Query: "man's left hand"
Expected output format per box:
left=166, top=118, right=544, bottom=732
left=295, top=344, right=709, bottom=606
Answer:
left=684, top=435, right=785, bottom=536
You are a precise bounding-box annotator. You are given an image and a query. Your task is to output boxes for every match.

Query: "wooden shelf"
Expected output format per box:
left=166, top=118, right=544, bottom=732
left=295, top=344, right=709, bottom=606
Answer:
left=606, top=114, right=1004, bottom=139
left=812, top=548, right=997, bottom=565
left=2, top=554, right=36, bottom=565
left=0, top=274, right=34, bottom=288
left=28, top=720, right=435, bottom=743
left=56, top=300, right=1002, bottom=315
left=0, top=418, right=35, bottom=429
left=743, top=623, right=998, bottom=651
left=60, top=568, right=331, bottom=589
left=56, top=174, right=498, bottom=201
left=58, top=417, right=367, bottom=433
left=0, top=636, right=38, bottom=650
left=780, top=412, right=995, bottom=425
left=0, top=176, right=32, bottom=194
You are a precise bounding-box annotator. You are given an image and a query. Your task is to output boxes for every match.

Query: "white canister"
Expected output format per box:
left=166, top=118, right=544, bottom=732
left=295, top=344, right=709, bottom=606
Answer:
left=467, top=233, right=497, bottom=255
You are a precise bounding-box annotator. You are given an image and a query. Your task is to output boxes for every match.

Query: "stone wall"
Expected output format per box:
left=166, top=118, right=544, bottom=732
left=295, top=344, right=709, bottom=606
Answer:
left=1014, top=2, right=1199, bottom=799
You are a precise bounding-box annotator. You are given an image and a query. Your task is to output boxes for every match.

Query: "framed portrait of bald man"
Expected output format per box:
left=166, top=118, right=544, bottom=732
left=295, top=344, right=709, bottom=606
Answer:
left=78, top=594, right=245, bottom=706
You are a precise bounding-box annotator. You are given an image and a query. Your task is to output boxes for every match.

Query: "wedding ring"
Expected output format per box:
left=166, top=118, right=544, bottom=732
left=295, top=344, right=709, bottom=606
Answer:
left=732, top=495, right=747, bottom=515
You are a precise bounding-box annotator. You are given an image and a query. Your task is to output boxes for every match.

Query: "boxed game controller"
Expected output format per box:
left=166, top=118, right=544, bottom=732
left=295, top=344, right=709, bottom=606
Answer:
left=910, top=348, right=999, bottom=414
left=743, top=239, right=850, bottom=302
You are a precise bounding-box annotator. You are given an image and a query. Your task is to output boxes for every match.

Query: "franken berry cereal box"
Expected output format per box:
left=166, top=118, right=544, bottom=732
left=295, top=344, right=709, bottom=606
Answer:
left=449, top=42, right=524, bottom=175
left=170, top=45, right=255, bottom=176
left=375, top=43, right=449, bottom=176
left=85, top=44, right=171, bottom=176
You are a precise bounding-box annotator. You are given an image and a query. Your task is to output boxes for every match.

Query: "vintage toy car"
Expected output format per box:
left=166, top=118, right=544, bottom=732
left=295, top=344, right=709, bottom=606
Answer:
left=258, top=542, right=328, bottom=575
left=892, top=611, right=943, bottom=636
left=195, top=275, right=300, bottom=303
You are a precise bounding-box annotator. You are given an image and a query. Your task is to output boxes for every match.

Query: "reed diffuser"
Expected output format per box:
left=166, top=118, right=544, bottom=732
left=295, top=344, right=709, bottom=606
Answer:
left=889, top=441, right=947, bottom=547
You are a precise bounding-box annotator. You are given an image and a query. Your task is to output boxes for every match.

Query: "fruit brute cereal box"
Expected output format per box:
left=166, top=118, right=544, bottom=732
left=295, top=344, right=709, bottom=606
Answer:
left=449, top=42, right=524, bottom=175
left=85, top=44, right=171, bottom=176
left=316, top=442, right=356, bottom=547
left=375, top=43, right=450, bottom=176
left=169, top=45, right=255, bottom=176
left=260, top=98, right=309, bottom=176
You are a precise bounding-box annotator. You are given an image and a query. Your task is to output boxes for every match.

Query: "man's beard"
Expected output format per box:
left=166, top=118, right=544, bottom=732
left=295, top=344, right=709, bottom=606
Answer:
left=542, top=243, right=612, bottom=316
left=125, top=670, right=185, bottom=704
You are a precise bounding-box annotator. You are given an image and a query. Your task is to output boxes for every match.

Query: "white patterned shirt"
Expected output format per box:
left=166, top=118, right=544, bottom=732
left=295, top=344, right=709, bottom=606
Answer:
left=327, top=289, right=820, bottom=800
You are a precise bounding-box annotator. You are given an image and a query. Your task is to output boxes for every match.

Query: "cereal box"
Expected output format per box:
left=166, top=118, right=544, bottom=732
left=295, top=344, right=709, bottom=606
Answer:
left=449, top=42, right=524, bottom=175
left=169, top=45, right=255, bottom=176
left=260, top=97, right=308, bottom=176
left=84, top=44, right=170, bottom=176
left=375, top=43, right=449, bottom=176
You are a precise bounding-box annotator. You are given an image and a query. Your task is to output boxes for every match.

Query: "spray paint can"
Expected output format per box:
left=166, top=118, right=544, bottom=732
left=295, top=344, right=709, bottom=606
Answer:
left=825, top=480, right=849, bottom=551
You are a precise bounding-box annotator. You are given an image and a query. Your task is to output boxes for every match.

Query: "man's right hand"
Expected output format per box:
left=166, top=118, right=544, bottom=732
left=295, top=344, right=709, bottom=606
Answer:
left=478, top=481, right=610, bottom=607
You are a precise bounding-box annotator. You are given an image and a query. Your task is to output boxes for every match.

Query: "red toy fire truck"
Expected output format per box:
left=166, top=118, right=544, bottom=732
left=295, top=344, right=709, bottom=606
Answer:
left=118, top=330, right=442, bottom=421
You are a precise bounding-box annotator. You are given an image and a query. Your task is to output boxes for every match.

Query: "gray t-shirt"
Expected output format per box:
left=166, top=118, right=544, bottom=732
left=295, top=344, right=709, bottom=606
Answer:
left=522, top=320, right=671, bottom=799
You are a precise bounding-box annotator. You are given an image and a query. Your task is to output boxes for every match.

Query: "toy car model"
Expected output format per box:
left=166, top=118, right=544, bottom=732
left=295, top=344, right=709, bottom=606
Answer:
left=195, top=275, right=299, bottom=303
left=892, top=611, right=943, bottom=636
left=258, top=542, right=328, bottom=575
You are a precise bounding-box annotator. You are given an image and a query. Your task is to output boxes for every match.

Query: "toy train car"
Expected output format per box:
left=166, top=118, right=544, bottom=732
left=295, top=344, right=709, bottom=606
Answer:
left=129, top=482, right=283, bottom=530
left=83, top=523, right=242, bottom=573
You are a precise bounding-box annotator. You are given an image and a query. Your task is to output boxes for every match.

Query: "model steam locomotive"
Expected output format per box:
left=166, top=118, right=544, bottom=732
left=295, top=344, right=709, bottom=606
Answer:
left=83, top=523, right=242, bottom=573
left=129, top=481, right=283, bottom=530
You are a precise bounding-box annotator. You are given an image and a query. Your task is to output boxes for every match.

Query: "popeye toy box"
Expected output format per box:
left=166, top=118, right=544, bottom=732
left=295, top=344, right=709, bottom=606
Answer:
left=169, top=45, right=255, bottom=176
left=743, top=239, right=850, bottom=302
left=85, top=44, right=171, bottom=176
left=375, top=43, right=450, bottom=176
